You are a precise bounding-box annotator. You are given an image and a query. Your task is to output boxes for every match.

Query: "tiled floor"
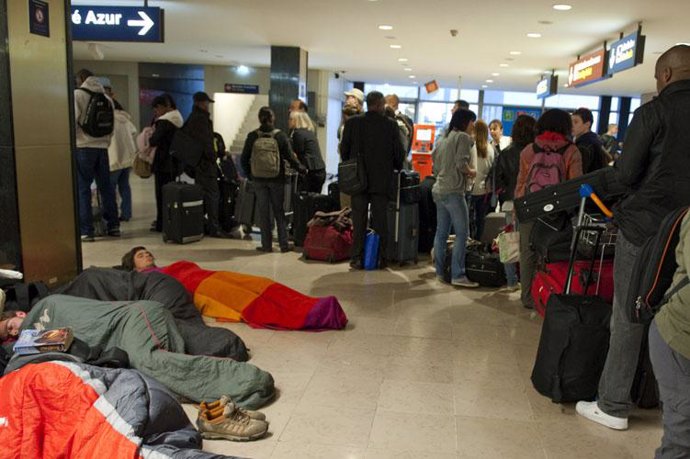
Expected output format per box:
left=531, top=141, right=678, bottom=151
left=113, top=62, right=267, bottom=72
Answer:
left=82, top=177, right=663, bottom=458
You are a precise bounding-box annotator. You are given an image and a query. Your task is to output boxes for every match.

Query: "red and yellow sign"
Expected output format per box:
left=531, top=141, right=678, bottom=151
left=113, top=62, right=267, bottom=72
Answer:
left=568, top=49, right=607, bottom=87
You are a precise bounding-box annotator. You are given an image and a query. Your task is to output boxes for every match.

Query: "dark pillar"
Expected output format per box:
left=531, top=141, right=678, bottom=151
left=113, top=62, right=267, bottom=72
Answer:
left=270, top=46, right=308, bottom=132
left=0, top=0, right=80, bottom=284
left=353, top=81, right=365, bottom=92
left=618, top=97, right=632, bottom=142
left=598, top=96, right=612, bottom=135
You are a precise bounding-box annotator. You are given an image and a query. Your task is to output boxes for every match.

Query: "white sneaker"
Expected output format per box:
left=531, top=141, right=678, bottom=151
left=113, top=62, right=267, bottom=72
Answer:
left=575, top=401, right=628, bottom=430
left=451, top=276, right=480, bottom=288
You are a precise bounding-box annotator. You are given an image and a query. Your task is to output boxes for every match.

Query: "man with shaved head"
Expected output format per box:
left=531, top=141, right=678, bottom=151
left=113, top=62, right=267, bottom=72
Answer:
left=576, top=45, right=690, bottom=441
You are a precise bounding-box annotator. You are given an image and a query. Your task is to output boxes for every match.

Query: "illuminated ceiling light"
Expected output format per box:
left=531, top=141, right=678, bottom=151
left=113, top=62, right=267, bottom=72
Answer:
left=390, top=44, right=402, bottom=49
left=408, top=75, right=416, bottom=78
left=509, top=51, right=521, bottom=55
left=499, top=63, right=509, bottom=67
left=486, top=79, right=494, bottom=83
left=491, top=72, right=500, bottom=76
left=398, top=57, right=408, bottom=62
left=236, top=65, right=250, bottom=75
left=384, top=36, right=396, bottom=39
left=527, top=33, right=542, bottom=38
left=404, top=68, right=413, bottom=71
left=482, top=85, right=488, bottom=88
left=553, top=4, right=572, bottom=10
left=378, top=25, right=393, bottom=30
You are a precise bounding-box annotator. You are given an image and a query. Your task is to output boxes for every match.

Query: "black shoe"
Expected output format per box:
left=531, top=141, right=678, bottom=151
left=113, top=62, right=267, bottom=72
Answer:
left=378, top=258, right=388, bottom=269
left=209, top=230, right=233, bottom=239
left=523, top=303, right=534, bottom=310
left=256, top=246, right=273, bottom=253
left=107, top=228, right=121, bottom=237
left=280, top=246, right=291, bottom=253
left=119, top=216, right=130, bottom=222
left=349, top=259, right=363, bottom=270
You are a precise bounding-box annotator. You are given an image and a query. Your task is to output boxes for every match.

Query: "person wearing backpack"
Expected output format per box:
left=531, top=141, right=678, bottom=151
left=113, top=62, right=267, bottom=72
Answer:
left=73, top=68, right=119, bottom=243
left=514, top=109, right=583, bottom=309
left=571, top=107, right=611, bottom=174
left=241, top=107, right=306, bottom=253
left=576, top=44, right=690, bottom=433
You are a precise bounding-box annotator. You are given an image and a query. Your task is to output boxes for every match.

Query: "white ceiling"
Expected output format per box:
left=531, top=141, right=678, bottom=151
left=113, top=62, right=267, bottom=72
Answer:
left=71, top=0, right=690, bottom=97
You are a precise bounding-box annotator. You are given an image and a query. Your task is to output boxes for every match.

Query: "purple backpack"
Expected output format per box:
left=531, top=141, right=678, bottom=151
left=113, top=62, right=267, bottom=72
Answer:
left=526, top=143, right=569, bottom=193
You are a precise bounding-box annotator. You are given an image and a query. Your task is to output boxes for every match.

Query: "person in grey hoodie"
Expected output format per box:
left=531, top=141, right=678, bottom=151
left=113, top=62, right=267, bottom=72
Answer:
left=106, top=88, right=138, bottom=222
left=73, top=69, right=119, bottom=242
left=148, top=94, right=184, bottom=232
left=431, top=109, right=479, bottom=288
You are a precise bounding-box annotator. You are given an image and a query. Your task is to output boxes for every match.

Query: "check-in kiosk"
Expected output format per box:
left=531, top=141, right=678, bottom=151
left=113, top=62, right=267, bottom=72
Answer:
left=411, top=124, right=436, bottom=180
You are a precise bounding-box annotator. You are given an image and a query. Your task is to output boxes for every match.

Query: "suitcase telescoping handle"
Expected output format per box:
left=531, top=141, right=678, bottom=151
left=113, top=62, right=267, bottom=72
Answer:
left=564, top=191, right=605, bottom=295
left=394, top=170, right=401, bottom=244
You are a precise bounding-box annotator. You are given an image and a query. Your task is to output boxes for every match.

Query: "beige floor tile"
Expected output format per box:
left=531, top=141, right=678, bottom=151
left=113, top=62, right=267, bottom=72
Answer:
left=271, top=441, right=366, bottom=459
left=202, top=439, right=277, bottom=458
left=316, top=350, right=390, bottom=380
left=364, top=448, right=458, bottom=459
left=299, top=372, right=383, bottom=411
left=279, top=404, right=375, bottom=448
left=456, top=416, right=546, bottom=458
left=377, top=379, right=455, bottom=415
left=393, top=317, right=454, bottom=340
left=368, top=410, right=457, bottom=453
left=454, top=378, right=534, bottom=421
left=383, top=360, right=454, bottom=384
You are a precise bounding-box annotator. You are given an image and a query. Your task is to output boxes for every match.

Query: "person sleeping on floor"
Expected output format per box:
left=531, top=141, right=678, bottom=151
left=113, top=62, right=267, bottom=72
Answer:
left=0, top=295, right=275, bottom=409
left=119, top=246, right=348, bottom=331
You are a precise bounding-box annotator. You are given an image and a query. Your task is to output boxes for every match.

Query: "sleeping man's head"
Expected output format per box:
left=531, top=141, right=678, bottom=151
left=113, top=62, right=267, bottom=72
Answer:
left=122, top=246, right=156, bottom=272
left=0, top=310, right=26, bottom=343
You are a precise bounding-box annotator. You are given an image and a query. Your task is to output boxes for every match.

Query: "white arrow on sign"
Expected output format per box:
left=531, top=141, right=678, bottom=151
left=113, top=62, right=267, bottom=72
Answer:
left=127, top=11, right=154, bottom=36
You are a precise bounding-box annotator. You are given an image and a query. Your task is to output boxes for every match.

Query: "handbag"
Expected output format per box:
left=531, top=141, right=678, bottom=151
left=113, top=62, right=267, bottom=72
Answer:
left=132, top=155, right=152, bottom=178
left=338, top=119, right=367, bottom=195
left=498, top=230, right=520, bottom=263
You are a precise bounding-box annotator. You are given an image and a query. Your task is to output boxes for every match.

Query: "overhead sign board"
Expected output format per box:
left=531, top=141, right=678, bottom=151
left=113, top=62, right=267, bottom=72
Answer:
left=568, top=49, right=607, bottom=88
left=536, top=75, right=558, bottom=99
left=70, top=6, right=164, bottom=43
left=224, top=84, right=259, bottom=94
left=607, top=31, right=645, bottom=76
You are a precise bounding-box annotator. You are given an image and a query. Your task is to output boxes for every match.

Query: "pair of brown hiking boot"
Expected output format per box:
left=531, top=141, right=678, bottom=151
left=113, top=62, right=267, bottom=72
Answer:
left=196, top=395, right=269, bottom=441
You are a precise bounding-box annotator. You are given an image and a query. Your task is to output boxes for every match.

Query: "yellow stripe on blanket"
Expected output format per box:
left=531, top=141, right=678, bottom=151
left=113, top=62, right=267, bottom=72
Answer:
left=193, top=271, right=274, bottom=321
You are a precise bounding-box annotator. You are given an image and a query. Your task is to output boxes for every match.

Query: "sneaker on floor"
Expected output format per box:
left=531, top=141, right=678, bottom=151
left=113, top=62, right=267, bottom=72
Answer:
left=575, top=401, right=628, bottom=430
left=451, top=276, right=479, bottom=288
left=436, top=275, right=448, bottom=284
left=199, top=396, right=266, bottom=421
left=255, top=246, right=273, bottom=253
left=81, top=234, right=95, bottom=243
left=502, top=283, right=520, bottom=292
left=196, top=405, right=269, bottom=441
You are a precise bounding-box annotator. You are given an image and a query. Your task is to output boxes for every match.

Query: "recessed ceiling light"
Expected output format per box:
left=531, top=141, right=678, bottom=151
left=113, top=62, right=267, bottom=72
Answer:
left=505, top=58, right=515, bottom=61
left=486, top=79, right=494, bottom=83
left=378, top=25, right=393, bottom=30
left=527, top=33, right=542, bottom=38
left=499, top=63, right=509, bottom=67
left=538, top=20, right=553, bottom=25
left=404, top=68, right=413, bottom=71
left=408, top=75, right=416, bottom=78
left=491, top=72, right=500, bottom=76
left=390, top=44, right=402, bottom=49
left=553, top=4, right=572, bottom=10
left=384, top=36, right=396, bottom=40
left=398, top=57, right=408, bottom=62
left=482, top=85, right=488, bottom=88
left=509, top=51, right=521, bottom=55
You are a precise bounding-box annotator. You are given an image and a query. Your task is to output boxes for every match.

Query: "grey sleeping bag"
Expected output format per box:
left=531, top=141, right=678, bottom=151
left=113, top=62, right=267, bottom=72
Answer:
left=57, top=268, right=249, bottom=361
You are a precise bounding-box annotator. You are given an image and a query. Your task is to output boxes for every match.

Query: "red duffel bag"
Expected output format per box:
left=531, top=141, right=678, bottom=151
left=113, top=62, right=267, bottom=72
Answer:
left=532, top=259, right=614, bottom=317
left=303, top=225, right=353, bottom=263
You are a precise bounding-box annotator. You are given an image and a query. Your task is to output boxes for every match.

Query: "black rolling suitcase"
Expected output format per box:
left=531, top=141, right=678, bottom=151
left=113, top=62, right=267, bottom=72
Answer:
left=418, top=176, right=437, bottom=254
left=397, top=170, right=421, bottom=204
left=531, top=197, right=613, bottom=403
left=386, top=172, right=419, bottom=265
left=465, top=246, right=506, bottom=287
left=235, top=179, right=257, bottom=227
left=162, top=182, right=205, bottom=244
left=515, top=167, right=625, bottom=223
left=293, top=192, right=339, bottom=247
left=218, top=157, right=239, bottom=232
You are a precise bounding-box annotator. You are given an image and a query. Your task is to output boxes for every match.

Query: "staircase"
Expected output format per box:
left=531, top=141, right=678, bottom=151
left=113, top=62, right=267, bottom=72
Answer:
left=228, top=94, right=269, bottom=156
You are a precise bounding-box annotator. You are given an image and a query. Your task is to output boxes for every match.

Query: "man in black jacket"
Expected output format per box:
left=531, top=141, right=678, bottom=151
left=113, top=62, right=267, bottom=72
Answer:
left=577, top=44, right=690, bottom=431
left=340, top=91, right=405, bottom=269
left=571, top=107, right=609, bottom=173
left=184, top=92, right=224, bottom=237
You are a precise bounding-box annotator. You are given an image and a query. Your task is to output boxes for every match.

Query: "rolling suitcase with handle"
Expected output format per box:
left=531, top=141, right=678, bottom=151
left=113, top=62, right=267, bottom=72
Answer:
left=386, top=172, right=419, bottom=265
left=162, top=182, right=205, bottom=244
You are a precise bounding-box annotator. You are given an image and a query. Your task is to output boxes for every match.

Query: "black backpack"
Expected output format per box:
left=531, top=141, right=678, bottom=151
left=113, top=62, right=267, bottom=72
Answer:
left=78, top=88, right=114, bottom=137
left=629, top=206, right=690, bottom=324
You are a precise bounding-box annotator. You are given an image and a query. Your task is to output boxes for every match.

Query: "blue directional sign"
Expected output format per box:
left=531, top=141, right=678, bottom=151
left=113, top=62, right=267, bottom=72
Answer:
left=70, top=6, right=164, bottom=43
left=607, top=31, right=645, bottom=76
left=536, top=75, right=558, bottom=99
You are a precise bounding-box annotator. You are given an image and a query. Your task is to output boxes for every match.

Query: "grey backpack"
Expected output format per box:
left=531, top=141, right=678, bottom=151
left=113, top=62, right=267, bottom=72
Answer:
left=250, top=129, right=281, bottom=178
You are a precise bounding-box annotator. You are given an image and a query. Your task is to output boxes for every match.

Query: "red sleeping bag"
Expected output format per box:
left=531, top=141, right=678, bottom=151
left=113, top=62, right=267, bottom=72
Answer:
left=532, top=260, right=614, bottom=317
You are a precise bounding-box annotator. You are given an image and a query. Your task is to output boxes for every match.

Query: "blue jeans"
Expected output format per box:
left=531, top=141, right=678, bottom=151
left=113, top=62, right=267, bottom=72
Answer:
left=110, top=167, right=132, bottom=220
left=75, top=148, right=119, bottom=236
left=433, top=193, right=469, bottom=281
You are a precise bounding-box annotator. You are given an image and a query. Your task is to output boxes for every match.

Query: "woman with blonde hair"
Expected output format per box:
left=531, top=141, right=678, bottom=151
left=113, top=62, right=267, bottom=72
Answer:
left=289, top=111, right=326, bottom=193
left=468, top=120, right=495, bottom=241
